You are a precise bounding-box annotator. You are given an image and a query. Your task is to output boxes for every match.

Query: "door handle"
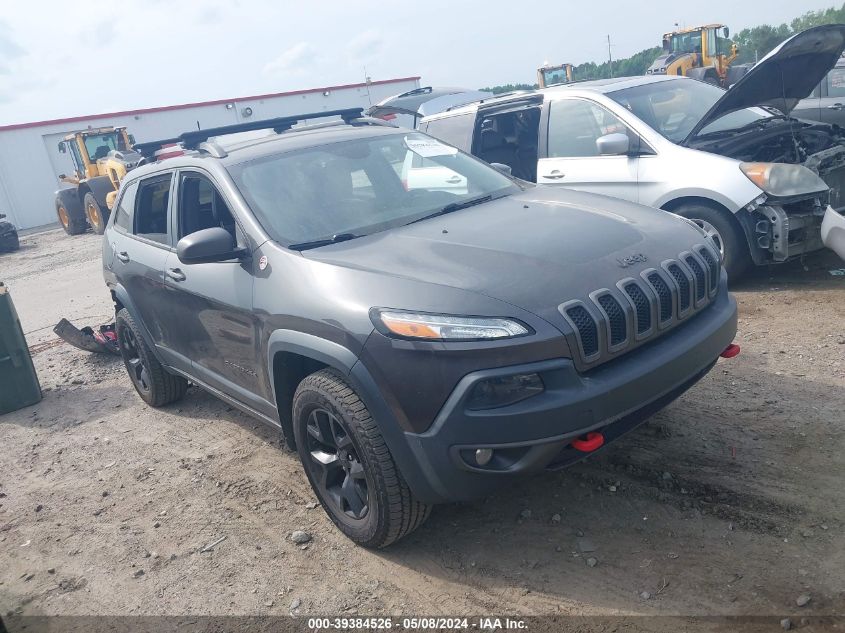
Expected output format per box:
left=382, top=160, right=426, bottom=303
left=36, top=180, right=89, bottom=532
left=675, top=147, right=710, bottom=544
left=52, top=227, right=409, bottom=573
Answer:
left=445, top=176, right=462, bottom=184
left=543, top=170, right=566, bottom=179
left=827, top=103, right=844, bottom=110
left=166, top=268, right=186, bottom=282
left=115, top=251, right=129, bottom=263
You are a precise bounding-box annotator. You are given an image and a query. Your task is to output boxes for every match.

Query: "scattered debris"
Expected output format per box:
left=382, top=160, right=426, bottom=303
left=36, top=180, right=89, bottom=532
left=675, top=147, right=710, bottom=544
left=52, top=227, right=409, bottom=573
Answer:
left=781, top=617, right=792, bottom=630
left=639, top=591, right=651, bottom=600
left=305, top=502, right=319, bottom=510
left=551, top=513, right=561, bottom=523
left=519, top=509, right=532, bottom=520
left=586, top=557, right=598, bottom=567
left=153, top=521, right=161, bottom=528
left=796, top=594, right=812, bottom=607
left=132, top=569, right=145, bottom=578
left=200, top=536, right=227, bottom=553
left=53, top=319, right=120, bottom=355
left=290, top=597, right=302, bottom=611
left=290, top=530, right=312, bottom=545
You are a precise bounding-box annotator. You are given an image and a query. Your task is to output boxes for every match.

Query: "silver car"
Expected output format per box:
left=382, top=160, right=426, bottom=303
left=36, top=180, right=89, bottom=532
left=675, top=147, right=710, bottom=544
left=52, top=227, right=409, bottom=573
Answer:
left=378, top=26, right=845, bottom=277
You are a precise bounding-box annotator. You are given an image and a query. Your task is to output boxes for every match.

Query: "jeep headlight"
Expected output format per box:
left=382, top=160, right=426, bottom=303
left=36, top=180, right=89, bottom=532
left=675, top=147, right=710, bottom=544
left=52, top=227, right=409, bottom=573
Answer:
left=373, top=310, right=530, bottom=341
left=740, top=162, right=827, bottom=198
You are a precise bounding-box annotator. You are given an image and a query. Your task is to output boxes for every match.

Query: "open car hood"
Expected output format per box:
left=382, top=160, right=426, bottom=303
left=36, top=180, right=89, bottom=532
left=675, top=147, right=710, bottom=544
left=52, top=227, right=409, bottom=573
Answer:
left=684, top=24, right=845, bottom=143
left=366, top=86, right=491, bottom=120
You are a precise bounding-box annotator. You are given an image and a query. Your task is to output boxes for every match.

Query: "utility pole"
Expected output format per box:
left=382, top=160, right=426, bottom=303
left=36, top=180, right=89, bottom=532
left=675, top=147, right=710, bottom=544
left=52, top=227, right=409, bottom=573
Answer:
left=607, top=34, right=613, bottom=78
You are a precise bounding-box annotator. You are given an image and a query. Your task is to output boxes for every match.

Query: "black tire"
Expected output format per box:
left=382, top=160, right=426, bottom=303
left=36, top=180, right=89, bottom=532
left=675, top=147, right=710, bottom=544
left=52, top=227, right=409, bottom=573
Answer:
left=83, top=192, right=108, bottom=235
left=55, top=193, right=87, bottom=235
left=672, top=202, right=751, bottom=280
left=292, top=368, right=431, bottom=548
left=115, top=308, right=188, bottom=407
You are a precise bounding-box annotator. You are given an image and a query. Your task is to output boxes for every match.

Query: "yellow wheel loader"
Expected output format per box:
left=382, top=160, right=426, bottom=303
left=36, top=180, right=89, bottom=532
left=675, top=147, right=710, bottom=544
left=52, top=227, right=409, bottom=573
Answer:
left=55, top=127, right=142, bottom=235
left=646, top=24, right=746, bottom=88
left=537, top=63, right=574, bottom=88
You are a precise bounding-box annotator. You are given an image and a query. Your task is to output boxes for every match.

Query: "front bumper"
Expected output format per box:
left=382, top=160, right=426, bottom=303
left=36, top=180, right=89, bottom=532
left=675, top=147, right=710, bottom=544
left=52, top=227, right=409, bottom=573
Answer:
left=397, top=284, right=737, bottom=503
left=821, top=205, right=845, bottom=260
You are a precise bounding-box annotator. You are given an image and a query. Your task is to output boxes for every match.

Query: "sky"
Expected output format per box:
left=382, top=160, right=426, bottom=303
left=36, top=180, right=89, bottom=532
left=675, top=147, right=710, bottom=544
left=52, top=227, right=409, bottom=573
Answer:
left=0, top=0, right=838, bottom=125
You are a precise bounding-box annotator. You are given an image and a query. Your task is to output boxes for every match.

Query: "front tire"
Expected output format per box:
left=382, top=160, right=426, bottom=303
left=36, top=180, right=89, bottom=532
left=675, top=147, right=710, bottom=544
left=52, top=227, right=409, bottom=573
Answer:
left=673, top=203, right=751, bottom=280
left=115, top=308, right=187, bottom=406
left=83, top=192, right=108, bottom=235
left=292, top=369, right=431, bottom=548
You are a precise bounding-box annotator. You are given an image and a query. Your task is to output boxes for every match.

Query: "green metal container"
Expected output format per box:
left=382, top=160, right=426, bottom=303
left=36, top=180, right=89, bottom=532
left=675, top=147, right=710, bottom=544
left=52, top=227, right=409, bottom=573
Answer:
left=0, top=282, right=41, bottom=414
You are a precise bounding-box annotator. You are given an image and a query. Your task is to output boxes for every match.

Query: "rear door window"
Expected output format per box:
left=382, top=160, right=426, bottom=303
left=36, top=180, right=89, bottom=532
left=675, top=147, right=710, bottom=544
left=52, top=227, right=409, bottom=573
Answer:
left=424, top=114, right=475, bottom=151
left=133, top=174, right=173, bottom=246
left=113, top=181, right=138, bottom=233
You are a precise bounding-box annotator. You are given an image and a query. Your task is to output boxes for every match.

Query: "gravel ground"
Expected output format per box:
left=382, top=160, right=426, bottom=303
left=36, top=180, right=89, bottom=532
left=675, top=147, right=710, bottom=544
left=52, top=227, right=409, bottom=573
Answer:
left=1, top=229, right=844, bottom=628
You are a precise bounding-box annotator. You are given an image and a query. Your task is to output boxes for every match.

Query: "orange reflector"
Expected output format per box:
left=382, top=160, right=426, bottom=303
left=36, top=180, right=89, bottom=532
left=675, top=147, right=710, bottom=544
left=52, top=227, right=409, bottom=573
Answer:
left=381, top=317, right=440, bottom=339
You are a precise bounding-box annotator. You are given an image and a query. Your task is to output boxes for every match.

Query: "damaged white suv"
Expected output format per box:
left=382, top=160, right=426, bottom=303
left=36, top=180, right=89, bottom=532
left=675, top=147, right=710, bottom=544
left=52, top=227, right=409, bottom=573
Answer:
left=383, top=26, right=845, bottom=277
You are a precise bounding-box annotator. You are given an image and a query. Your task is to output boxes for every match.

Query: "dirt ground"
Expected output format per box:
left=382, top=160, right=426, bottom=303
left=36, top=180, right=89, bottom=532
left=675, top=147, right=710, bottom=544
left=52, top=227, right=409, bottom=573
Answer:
left=1, top=229, right=844, bottom=628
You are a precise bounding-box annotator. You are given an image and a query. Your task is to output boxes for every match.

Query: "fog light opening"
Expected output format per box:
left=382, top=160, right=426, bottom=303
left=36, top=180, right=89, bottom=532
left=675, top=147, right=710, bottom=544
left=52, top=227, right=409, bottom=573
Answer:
left=466, top=373, right=544, bottom=410
left=475, top=448, right=494, bottom=466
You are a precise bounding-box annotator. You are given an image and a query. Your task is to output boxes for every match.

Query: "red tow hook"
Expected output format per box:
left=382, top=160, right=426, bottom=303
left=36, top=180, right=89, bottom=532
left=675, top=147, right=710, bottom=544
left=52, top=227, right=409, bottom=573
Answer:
left=720, top=343, right=741, bottom=359
left=571, top=432, right=605, bottom=453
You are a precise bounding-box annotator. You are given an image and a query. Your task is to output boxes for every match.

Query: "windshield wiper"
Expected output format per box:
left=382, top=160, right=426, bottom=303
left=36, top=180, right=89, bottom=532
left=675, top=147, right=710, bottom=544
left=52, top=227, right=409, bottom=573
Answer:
left=408, top=195, right=494, bottom=225
left=288, top=232, right=360, bottom=251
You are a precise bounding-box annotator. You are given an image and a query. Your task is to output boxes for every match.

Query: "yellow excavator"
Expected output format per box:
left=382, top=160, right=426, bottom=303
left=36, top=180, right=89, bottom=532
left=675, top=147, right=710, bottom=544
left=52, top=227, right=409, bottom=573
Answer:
left=537, top=62, right=574, bottom=88
left=646, top=24, right=745, bottom=87
left=54, top=126, right=142, bottom=235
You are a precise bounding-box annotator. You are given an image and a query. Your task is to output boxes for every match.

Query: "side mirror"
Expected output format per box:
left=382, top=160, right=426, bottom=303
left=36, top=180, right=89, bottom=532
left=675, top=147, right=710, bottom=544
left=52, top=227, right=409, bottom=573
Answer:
left=596, top=133, right=630, bottom=156
left=128, top=134, right=136, bottom=145
left=723, top=26, right=730, bottom=38
left=177, top=227, right=245, bottom=264
left=490, top=162, right=512, bottom=176
left=58, top=142, right=66, bottom=153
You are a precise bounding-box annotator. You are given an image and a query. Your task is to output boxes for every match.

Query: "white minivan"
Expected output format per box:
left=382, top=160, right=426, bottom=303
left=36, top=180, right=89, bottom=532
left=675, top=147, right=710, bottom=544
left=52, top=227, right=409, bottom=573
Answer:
left=371, top=25, right=845, bottom=277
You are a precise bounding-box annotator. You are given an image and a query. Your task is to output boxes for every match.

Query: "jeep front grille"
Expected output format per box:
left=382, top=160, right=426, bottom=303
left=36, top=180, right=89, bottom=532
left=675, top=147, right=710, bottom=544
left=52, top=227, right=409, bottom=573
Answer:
left=623, top=282, right=651, bottom=335
left=647, top=271, right=673, bottom=323
left=564, top=305, right=599, bottom=358
left=559, top=244, right=721, bottom=368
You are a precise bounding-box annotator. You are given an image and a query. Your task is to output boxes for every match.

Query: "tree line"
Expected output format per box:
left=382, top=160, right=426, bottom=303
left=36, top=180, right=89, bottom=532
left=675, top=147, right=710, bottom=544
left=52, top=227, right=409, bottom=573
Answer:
left=481, top=3, right=845, bottom=94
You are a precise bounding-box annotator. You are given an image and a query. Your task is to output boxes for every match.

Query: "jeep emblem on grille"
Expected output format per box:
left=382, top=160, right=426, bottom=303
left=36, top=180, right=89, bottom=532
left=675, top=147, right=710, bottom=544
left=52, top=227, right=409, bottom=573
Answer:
left=617, top=253, right=648, bottom=268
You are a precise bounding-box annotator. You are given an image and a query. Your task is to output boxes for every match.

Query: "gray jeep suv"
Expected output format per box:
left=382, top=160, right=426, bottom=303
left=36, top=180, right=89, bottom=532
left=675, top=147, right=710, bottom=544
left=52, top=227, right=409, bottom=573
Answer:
left=103, top=109, right=739, bottom=547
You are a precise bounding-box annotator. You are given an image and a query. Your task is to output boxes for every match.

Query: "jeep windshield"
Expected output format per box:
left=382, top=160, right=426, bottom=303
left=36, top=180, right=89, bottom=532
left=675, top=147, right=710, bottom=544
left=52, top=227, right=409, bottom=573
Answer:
left=608, top=80, right=773, bottom=144
left=228, top=132, right=519, bottom=249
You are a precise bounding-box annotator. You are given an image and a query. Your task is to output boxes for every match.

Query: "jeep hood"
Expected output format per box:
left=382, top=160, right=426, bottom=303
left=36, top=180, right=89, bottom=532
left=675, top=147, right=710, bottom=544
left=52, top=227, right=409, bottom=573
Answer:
left=685, top=24, right=845, bottom=143
left=301, top=188, right=707, bottom=325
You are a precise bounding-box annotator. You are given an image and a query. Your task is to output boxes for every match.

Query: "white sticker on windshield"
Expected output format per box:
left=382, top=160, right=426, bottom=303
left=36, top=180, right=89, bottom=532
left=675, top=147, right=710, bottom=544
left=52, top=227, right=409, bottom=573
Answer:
left=404, top=136, right=458, bottom=158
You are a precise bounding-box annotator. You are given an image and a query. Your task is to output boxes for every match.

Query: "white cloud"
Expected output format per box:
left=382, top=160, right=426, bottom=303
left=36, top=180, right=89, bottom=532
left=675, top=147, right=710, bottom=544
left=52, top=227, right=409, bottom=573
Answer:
left=262, top=42, right=314, bottom=76
left=346, top=29, right=384, bottom=63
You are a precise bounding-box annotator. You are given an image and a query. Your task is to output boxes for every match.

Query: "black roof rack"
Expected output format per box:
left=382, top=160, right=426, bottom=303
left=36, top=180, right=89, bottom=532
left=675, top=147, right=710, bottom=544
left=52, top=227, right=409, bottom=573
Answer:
left=134, top=108, right=364, bottom=158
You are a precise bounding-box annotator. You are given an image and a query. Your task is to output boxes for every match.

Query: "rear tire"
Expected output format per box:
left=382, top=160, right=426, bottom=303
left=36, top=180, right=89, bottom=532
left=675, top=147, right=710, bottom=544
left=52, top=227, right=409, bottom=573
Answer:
left=672, top=202, right=751, bottom=280
left=293, top=368, right=431, bottom=548
left=55, top=194, right=87, bottom=235
left=115, top=308, right=187, bottom=406
left=83, top=192, right=108, bottom=235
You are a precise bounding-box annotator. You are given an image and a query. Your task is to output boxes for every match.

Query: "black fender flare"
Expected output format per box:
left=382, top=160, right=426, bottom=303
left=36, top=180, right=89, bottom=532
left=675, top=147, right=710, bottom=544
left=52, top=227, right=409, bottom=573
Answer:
left=265, top=330, right=441, bottom=503
left=110, top=283, right=162, bottom=361
left=79, top=176, right=115, bottom=210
